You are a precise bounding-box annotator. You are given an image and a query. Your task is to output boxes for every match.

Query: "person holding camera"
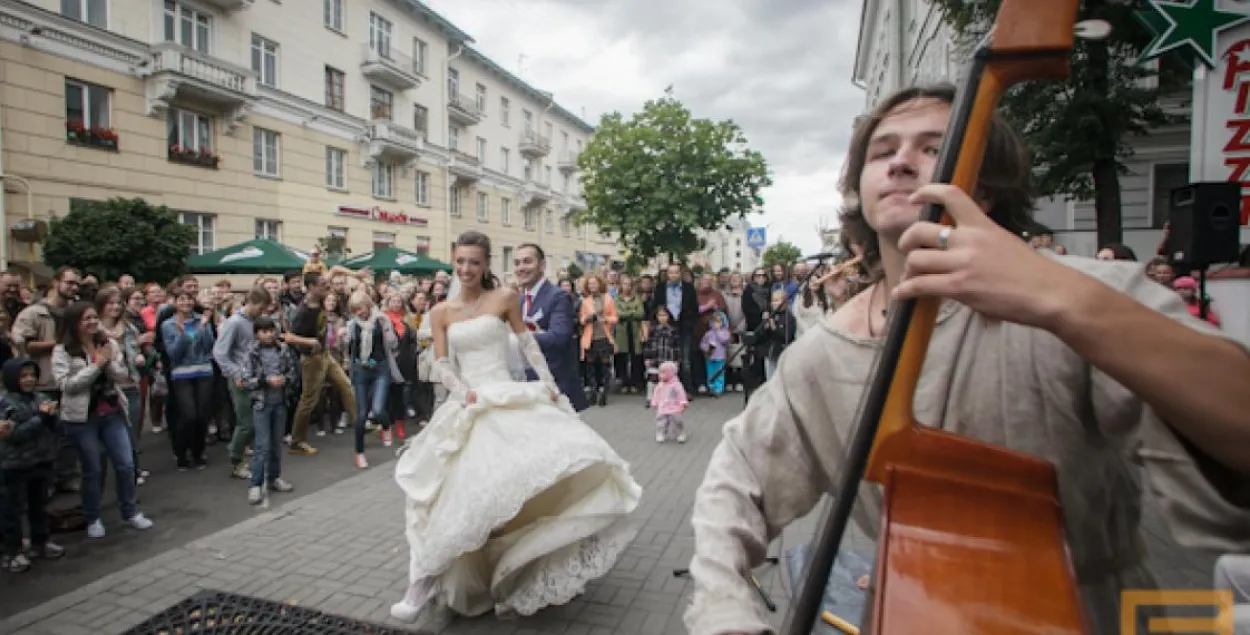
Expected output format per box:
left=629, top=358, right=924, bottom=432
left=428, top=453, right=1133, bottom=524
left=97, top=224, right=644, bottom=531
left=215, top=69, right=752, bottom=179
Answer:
left=53, top=302, right=153, bottom=540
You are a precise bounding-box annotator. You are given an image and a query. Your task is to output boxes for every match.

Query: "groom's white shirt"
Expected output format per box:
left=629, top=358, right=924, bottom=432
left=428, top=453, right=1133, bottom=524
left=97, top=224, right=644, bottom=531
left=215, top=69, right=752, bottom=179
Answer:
left=521, top=277, right=548, bottom=327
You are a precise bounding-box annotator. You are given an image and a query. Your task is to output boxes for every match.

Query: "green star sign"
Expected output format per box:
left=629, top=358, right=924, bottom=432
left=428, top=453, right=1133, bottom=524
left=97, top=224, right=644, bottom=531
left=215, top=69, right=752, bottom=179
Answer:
left=1138, top=0, right=1250, bottom=69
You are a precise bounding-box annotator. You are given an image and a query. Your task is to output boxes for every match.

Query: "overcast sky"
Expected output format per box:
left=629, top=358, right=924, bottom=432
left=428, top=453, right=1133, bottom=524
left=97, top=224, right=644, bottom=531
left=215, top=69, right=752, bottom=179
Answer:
left=423, top=0, right=865, bottom=255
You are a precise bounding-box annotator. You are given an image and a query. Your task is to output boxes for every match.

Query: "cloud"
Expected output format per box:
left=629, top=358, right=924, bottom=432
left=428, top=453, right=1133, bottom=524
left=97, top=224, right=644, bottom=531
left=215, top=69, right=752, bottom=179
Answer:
left=423, top=0, right=865, bottom=254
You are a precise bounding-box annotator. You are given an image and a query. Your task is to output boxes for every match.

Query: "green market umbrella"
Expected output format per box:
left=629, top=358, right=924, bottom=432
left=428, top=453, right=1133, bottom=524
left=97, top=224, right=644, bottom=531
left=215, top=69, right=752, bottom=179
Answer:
left=186, top=238, right=312, bottom=274
left=340, top=246, right=451, bottom=275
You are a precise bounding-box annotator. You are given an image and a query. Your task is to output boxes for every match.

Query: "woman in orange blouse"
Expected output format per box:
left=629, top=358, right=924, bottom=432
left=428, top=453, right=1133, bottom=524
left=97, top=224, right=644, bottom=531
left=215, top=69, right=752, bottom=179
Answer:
left=578, top=274, right=618, bottom=407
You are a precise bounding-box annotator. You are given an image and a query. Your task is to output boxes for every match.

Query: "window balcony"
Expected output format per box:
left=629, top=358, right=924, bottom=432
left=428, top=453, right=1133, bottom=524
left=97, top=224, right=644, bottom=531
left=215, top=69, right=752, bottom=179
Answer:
left=519, top=130, right=550, bottom=158
left=557, top=150, right=579, bottom=172
left=360, top=44, right=422, bottom=90
left=521, top=181, right=552, bottom=207
left=364, top=120, right=423, bottom=167
left=145, top=43, right=257, bottom=131
left=448, top=150, right=483, bottom=186
left=198, top=0, right=254, bottom=11
left=448, top=91, right=483, bottom=126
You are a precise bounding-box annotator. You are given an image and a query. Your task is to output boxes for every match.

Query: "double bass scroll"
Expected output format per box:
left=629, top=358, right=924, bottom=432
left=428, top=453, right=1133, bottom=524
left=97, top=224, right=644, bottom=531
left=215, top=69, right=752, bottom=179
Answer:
left=781, top=0, right=1088, bottom=633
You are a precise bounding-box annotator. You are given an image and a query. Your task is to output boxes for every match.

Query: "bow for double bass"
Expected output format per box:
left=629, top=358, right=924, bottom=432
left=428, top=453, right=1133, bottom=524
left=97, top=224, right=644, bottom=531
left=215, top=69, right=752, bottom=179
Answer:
left=782, top=0, right=1090, bottom=633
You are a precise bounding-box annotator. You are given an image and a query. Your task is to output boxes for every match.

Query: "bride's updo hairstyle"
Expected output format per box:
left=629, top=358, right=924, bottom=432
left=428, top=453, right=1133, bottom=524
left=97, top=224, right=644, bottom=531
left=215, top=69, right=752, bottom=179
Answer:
left=455, top=230, right=497, bottom=290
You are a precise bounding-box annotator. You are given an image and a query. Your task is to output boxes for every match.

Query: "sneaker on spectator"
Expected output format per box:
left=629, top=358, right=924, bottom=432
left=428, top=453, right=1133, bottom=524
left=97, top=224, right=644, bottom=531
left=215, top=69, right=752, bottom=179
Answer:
left=247, top=486, right=262, bottom=505
left=230, top=463, right=252, bottom=480
left=86, top=520, right=105, bottom=539
left=288, top=442, right=317, bottom=455
left=126, top=514, right=154, bottom=530
left=269, top=478, right=294, bottom=492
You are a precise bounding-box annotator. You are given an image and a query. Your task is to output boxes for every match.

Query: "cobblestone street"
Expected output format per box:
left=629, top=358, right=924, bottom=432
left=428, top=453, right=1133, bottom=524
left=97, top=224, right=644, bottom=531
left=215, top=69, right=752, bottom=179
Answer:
left=0, top=393, right=1216, bottom=635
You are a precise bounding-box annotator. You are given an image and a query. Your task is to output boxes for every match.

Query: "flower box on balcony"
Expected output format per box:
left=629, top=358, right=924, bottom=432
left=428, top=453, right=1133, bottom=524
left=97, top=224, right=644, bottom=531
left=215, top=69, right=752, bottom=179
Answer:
left=65, top=120, right=119, bottom=151
left=167, top=144, right=220, bottom=169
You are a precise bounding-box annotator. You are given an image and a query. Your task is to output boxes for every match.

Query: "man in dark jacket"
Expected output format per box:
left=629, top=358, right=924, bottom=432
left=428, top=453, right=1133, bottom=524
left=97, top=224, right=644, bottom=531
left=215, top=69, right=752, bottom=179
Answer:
left=649, top=263, right=698, bottom=393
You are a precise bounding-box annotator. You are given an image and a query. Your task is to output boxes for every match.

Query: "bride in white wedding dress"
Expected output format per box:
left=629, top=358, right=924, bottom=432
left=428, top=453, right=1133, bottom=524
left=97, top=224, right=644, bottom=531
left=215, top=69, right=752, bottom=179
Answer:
left=390, top=231, right=643, bottom=623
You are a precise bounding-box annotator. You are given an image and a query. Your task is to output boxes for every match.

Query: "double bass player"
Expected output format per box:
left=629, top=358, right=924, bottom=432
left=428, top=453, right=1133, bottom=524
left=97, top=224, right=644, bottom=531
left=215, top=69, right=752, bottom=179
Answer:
left=683, top=84, right=1250, bottom=635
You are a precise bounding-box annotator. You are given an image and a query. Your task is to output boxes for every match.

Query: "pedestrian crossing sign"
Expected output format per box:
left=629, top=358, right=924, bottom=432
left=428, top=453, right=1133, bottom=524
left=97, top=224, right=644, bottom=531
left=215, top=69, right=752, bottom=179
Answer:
left=746, top=227, right=766, bottom=249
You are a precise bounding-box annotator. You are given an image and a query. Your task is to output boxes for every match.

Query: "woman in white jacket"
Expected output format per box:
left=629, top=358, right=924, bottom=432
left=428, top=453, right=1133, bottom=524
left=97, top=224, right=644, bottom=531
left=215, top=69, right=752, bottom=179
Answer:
left=52, top=301, right=154, bottom=540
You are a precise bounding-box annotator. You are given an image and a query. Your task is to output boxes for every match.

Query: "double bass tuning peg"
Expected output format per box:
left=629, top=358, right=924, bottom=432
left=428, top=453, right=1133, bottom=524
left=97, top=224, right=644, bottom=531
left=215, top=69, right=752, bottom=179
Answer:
left=1075, top=19, right=1112, bottom=40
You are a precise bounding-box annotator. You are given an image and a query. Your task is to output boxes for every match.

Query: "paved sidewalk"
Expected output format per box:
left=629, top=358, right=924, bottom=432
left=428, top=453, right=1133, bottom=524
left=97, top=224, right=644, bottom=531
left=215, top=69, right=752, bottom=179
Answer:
left=0, top=393, right=1215, bottom=634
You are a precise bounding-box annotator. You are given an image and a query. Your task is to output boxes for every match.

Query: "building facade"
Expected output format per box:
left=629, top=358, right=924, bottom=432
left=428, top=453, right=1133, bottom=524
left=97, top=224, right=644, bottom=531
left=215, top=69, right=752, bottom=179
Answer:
left=851, top=0, right=1190, bottom=259
left=650, top=215, right=760, bottom=275
left=0, top=0, right=620, bottom=280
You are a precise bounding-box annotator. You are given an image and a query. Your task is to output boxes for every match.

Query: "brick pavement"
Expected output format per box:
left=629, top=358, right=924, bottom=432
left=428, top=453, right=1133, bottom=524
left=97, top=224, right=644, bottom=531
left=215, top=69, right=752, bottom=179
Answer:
left=0, top=394, right=1215, bottom=634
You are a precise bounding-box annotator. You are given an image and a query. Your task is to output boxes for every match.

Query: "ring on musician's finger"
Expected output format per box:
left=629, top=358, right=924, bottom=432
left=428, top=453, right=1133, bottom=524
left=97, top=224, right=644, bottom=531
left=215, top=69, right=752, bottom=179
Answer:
left=936, top=226, right=953, bottom=250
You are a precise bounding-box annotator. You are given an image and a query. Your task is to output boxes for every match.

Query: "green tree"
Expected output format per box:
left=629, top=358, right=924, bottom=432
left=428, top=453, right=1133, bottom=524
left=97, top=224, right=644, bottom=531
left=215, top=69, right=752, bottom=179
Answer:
left=761, top=241, right=802, bottom=268
left=929, top=0, right=1188, bottom=246
left=575, top=87, right=772, bottom=261
left=43, top=197, right=195, bottom=283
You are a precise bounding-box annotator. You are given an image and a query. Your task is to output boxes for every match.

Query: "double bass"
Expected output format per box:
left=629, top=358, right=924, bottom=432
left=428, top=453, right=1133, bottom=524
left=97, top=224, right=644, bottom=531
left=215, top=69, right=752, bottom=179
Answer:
left=782, top=0, right=1095, bottom=632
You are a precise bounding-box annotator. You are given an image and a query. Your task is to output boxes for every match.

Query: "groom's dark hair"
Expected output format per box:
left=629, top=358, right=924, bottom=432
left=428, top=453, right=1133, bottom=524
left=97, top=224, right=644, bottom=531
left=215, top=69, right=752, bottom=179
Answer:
left=517, top=243, right=545, bottom=262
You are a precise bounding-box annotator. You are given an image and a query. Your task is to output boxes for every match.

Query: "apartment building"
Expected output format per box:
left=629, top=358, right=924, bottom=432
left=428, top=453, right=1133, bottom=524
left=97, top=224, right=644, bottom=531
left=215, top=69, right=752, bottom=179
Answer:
left=851, top=0, right=1190, bottom=258
left=0, top=0, right=620, bottom=277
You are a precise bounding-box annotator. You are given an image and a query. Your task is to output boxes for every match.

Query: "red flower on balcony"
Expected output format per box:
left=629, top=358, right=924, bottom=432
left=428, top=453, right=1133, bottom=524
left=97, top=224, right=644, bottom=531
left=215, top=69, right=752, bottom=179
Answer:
left=168, top=143, right=220, bottom=168
left=65, top=119, right=119, bottom=150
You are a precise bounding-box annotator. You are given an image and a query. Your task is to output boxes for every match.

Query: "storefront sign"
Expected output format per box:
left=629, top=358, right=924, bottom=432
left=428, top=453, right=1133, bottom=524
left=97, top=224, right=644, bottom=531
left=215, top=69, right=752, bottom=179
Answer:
left=1196, top=24, right=1250, bottom=226
left=336, top=205, right=428, bottom=227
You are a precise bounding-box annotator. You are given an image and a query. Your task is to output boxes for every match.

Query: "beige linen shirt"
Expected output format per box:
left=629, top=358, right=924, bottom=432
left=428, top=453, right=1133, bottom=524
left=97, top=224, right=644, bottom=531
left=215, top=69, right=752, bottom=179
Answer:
left=684, top=255, right=1250, bottom=635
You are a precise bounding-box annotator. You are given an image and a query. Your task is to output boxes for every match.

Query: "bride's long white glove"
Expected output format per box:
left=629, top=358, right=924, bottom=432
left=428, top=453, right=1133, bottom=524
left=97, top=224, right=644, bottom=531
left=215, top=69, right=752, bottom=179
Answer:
left=516, top=331, right=560, bottom=400
left=433, top=357, right=471, bottom=402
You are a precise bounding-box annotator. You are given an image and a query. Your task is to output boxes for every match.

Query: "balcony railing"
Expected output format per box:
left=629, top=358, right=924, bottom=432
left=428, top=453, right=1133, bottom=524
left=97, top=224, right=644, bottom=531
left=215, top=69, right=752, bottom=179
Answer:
left=519, top=131, right=551, bottom=157
left=365, top=120, right=423, bottom=165
left=150, top=43, right=255, bottom=95
left=447, top=91, right=483, bottom=125
left=145, top=43, right=257, bottom=124
left=360, top=44, right=421, bottom=89
left=557, top=150, right=579, bottom=171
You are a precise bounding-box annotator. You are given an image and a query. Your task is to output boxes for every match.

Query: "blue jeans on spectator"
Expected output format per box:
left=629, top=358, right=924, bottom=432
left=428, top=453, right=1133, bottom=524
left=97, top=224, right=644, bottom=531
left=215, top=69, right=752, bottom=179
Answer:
left=64, top=411, right=137, bottom=525
left=122, top=386, right=142, bottom=474
left=351, top=361, right=390, bottom=453
left=249, top=401, right=286, bottom=488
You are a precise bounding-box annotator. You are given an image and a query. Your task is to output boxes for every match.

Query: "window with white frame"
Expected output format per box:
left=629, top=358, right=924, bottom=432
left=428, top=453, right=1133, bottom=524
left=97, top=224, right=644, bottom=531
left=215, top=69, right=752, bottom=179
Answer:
left=61, top=0, right=105, bottom=27
left=1151, top=163, right=1189, bottom=229
left=500, top=97, right=510, bottom=126
left=167, top=108, right=211, bottom=152
left=370, top=85, right=393, bottom=120
left=545, top=121, right=553, bottom=141
left=560, top=214, right=570, bottom=236
left=545, top=210, right=553, bottom=233
left=522, top=109, right=533, bottom=134
left=415, top=170, right=429, bottom=204
left=475, top=84, right=486, bottom=112
left=545, top=165, right=552, bottom=186
left=476, top=192, right=488, bottom=221
left=65, top=79, right=110, bottom=129
left=324, top=66, right=344, bottom=111
left=449, top=186, right=461, bottom=217
left=368, top=12, right=392, bottom=58
left=562, top=172, right=570, bottom=192
left=502, top=246, right=513, bottom=273
left=500, top=197, right=511, bottom=225
left=250, top=34, right=279, bottom=88
left=448, top=125, right=460, bottom=152
left=163, top=1, right=210, bottom=55
left=499, top=147, right=509, bottom=174
left=476, top=136, right=486, bottom=162
left=523, top=208, right=534, bottom=230
left=372, top=163, right=394, bottom=199
left=372, top=231, right=395, bottom=250
left=255, top=219, right=281, bottom=240
left=523, top=158, right=533, bottom=181
left=253, top=127, right=280, bottom=176
left=413, top=104, right=428, bottom=139
left=412, top=38, right=428, bottom=75
left=325, top=147, right=346, bottom=189
left=561, top=130, right=569, bottom=151
left=448, top=68, right=460, bottom=95
left=323, top=0, right=343, bottom=31
left=180, top=212, right=215, bottom=255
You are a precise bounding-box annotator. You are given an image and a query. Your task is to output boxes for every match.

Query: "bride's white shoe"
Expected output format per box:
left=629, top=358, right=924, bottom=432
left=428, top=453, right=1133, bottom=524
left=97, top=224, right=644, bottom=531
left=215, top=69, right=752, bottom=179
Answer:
left=390, top=578, right=436, bottom=623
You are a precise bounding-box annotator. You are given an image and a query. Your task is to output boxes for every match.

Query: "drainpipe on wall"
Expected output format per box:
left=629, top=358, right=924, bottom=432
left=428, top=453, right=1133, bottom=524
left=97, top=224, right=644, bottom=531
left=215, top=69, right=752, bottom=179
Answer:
left=444, top=44, right=463, bottom=259
left=893, top=0, right=906, bottom=92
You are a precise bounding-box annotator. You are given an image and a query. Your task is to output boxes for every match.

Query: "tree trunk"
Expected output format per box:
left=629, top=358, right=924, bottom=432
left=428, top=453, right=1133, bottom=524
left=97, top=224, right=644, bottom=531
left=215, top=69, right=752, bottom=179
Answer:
left=1086, top=1, right=1124, bottom=247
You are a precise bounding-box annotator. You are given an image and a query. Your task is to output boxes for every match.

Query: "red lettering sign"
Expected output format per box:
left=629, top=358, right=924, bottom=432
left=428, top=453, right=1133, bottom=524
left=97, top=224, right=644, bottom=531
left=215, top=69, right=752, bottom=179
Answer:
left=335, top=205, right=428, bottom=227
left=1221, top=40, right=1250, bottom=225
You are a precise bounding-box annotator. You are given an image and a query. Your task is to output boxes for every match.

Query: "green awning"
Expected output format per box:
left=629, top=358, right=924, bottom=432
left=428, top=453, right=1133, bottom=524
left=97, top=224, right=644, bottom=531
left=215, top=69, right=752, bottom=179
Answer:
left=185, top=238, right=311, bottom=274
left=339, top=246, right=451, bottom=275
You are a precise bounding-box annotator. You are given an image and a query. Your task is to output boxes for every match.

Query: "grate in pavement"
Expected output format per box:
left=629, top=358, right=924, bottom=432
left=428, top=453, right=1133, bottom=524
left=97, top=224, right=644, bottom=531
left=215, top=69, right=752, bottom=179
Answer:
left=120, top=589, right=417, bottom=635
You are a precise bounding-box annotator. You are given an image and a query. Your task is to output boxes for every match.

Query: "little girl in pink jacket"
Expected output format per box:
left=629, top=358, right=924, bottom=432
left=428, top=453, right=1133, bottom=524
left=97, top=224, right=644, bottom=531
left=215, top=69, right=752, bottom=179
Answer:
left=650, top=361, right=688, bottom=443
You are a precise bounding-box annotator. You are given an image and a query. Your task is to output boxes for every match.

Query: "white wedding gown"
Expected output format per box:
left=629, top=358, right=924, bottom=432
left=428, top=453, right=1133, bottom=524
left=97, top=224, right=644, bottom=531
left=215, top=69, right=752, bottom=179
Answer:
left=394, top=315, right=643, bottom=618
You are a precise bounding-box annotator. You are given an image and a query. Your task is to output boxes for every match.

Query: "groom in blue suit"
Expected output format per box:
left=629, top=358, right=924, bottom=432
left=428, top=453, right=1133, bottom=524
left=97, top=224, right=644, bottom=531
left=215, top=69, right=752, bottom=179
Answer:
left=512, top=243, right=589, bottom=412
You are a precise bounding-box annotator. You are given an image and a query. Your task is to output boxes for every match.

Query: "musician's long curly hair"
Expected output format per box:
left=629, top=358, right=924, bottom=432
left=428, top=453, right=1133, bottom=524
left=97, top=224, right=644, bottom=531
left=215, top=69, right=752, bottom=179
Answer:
left=838, top=83, right=1038, bottom=285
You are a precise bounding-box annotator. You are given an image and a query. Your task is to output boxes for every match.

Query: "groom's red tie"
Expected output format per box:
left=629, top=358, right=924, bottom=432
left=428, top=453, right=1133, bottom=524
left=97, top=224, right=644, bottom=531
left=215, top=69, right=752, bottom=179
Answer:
left=524, top=291, right=533, bottom=316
